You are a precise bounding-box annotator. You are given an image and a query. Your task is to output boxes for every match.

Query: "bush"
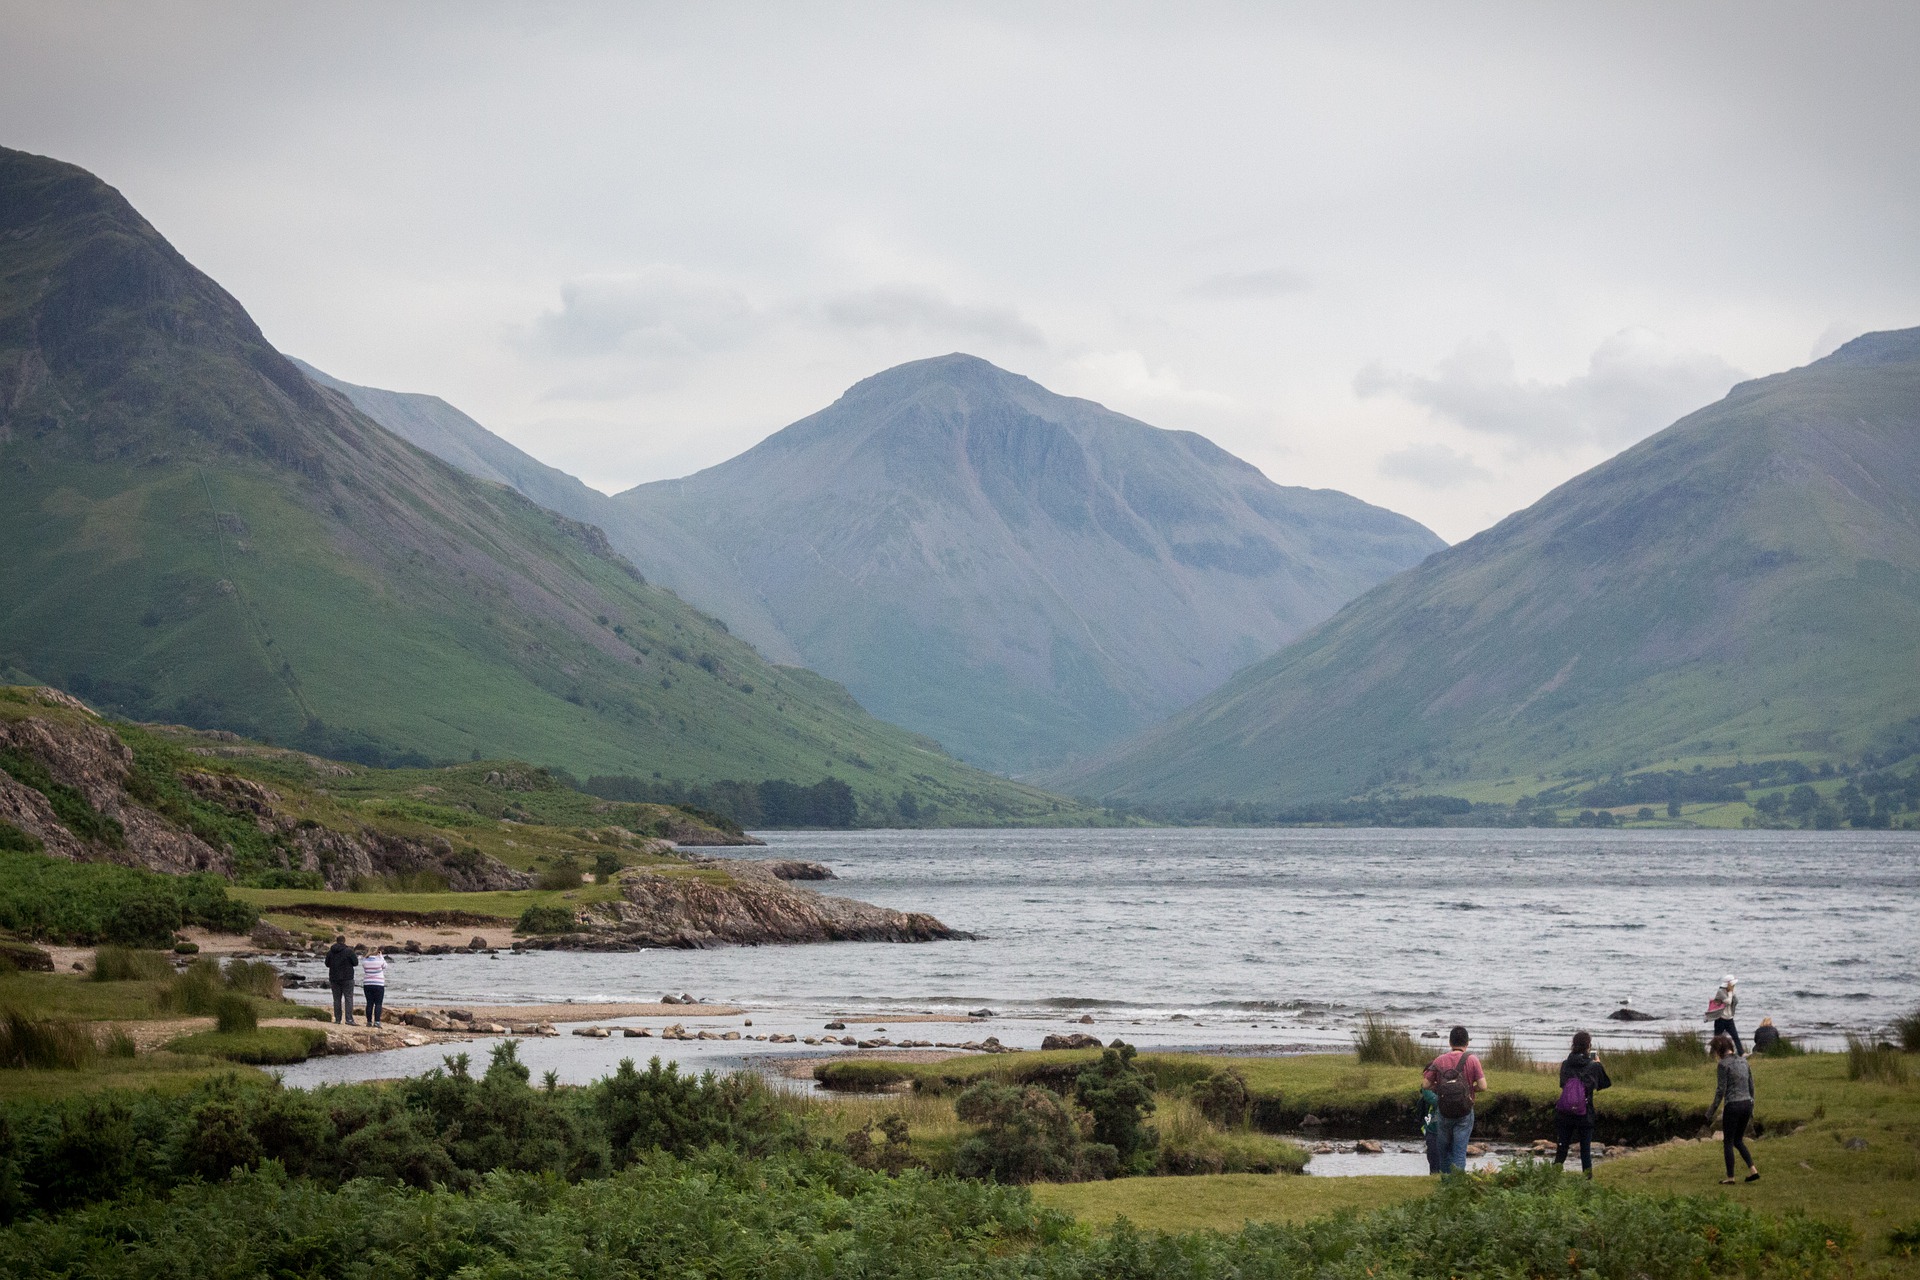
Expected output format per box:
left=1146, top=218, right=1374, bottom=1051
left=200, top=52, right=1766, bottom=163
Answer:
left=171, top=941, right=198, bottom=955
left=1352, top=1012, right=1426, bottom=1066
left=534, top=865, right=584, bottom=891
left=89, top=947, right=172, bottom=983
left=1074, top=1042, right=1156, bottom=1173
left=515, top=905, right=575, bottom=934
left=214, top=993, right=257, bottom=1034
left=0, top=851, right=255, bottom=945
left=953, top=1081, right=1115, bottom=1183
left=0, top=1010, right=96, bottom=1070
left=1189, top=1068, right=1251, bottom=1127
left=1846, top=1033, right=1909, bottom=1084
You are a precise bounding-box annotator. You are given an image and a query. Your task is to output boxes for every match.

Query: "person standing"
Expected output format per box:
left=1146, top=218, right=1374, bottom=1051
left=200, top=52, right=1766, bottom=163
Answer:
left=361, top=948, right=387, bottom=1028
left=1552, top=1030, right=1612, bottom=1177
left=324, top=934, right=358, bottom=1025
left=1423, top=1026, right=1486, bottom=1174
left=1704, top=1032, right=1760, bottom=1184
left=1705, top=976, right=1743, bottom=1056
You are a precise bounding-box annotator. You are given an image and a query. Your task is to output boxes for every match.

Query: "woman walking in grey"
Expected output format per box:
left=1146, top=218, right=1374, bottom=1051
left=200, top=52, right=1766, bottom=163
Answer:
left=1704, top=1032, right=1759, bottom=1184
left=1705, top=975, right=1743, bottom=1056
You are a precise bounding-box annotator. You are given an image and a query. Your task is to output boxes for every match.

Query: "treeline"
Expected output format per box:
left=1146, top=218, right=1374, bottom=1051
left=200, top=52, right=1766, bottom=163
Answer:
left=584, top=775, right=857, bottom=828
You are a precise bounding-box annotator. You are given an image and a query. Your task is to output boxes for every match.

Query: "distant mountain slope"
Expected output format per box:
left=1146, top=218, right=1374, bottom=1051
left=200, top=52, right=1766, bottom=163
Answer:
left=0, top=145, right=1083, bottom=825
left=607, top=356, right=1444, bottom=771
left=1068, top=329, right=1920, bottom=804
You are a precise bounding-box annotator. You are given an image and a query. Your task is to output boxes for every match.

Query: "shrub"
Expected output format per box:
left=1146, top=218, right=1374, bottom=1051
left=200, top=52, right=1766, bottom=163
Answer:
left=1893, top=1006, right=1920, bottom=1054
left=1846, top=1033, right=1909, bottom=1084
left=534, top=865, right=584, bottom=891
left=215, top=993, right=257, bottom=1034
left=591, top=1056, right=793, bottom=1164
left=89, top=947, right=172, bottom=983
left=953, top=1081, right=1116, bottom=1183
left=1074, top=1042, right=1156, bottom=1173
left=1352, top=1012, right=1425, bottom=1066
left=171, top=941, right=198, bottom=955
left=0, top=1010, right=96, bottom=1070
left=0, top=851, right=255, bottom=945
left=1189, top=1068, right=1251, bottom=1127
left=515, top=905, right=576, bottom=934
left=592, top=851, right=623, bottom=883
left=843, top=1114, right=914, bottom=1174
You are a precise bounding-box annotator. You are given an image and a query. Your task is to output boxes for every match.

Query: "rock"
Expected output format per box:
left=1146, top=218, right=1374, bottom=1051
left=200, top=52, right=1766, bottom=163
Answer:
left=426, top=944, right=451, bottom=955
left=696, top=1030, right=718, bottom=1041
left=1041, top=1032, right=1103, bottom=1051
left=404, top=1011, right=451, bottom=1031
left=404, top=940, right=422, bottom=954
left=969, top=1008, right=995, bottom=1018
left=743, top=1019, right=752, bottom=1026
left=802, top=1036, right=818, bottom=1045
left=1301, top=1114, right=1325, bottom=1127
left=1607, top=1007, right=1659, bottom=1021
left=1312, top=1143, right=1334, bottom=1154
left=468, top=936, right=487, bottom=951
left=661, top=994, right=682, bottom=1005
left=623, top=1027, right=651, bottom=1037
left=1843, top=1137, right=1869, bottom=1151
left=824, top=1021, right=847, bottom=1030
left=839, top=1036, right=857, bottom=1046
left=681, top=993, right=697, bottom=1004
left=1466, top=1144, right=1487, bottom=1157
left=1077, top=1014, right=1094, bottom=1024
left=250, top=921, right=304, bottom=951
left=446, top=1010, right=473, bottom=1022
left=1355, top=1140, right=1384, bottom=1154
left=761, top=860, right=834, bottom=880
left=721, top=1031, right=740, bottom=1041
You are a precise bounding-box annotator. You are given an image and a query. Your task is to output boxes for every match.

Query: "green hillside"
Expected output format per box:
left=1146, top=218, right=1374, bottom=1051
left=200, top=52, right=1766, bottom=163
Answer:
left=1066, top=328, right=1920, bottom=806
left=0, top=145, right=1088, bottom=826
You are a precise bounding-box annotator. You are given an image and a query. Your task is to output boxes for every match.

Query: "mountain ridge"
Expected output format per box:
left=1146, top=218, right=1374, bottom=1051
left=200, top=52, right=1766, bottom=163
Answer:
left=1064, top=326, right=1920, bottom=804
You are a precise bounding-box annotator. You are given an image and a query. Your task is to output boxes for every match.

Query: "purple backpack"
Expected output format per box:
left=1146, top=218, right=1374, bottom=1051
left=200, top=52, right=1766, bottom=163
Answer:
left=1555, top=1074, right=1588, bottom=1115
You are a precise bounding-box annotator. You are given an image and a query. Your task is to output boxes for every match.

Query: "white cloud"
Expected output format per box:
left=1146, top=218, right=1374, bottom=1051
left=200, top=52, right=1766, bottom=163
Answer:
left=1183, top=267, right=1310, bottom=300
left=1355, top=330, right=1745, bottom=453
left=1376, top=442, right=1492, bottom=489
left=519, top=268, right=761, bottom=360
left=820, top=285, right=1043, bottom=346
left=1057, top=349, right=1239, bottom=412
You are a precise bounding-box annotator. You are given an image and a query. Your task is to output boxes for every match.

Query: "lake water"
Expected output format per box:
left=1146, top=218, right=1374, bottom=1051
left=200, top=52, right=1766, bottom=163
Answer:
left=280, top=827, right=1918, bottom=1087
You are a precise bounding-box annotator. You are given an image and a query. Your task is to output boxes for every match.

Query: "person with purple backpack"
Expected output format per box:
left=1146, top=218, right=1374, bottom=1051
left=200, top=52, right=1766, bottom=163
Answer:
left=1552, top=1030, right=1612, bottom=1177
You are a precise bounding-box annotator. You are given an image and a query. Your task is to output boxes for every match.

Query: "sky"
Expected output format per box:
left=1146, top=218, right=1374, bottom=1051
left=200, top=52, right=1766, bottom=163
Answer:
left=5, top=2, right=1918, bottom=542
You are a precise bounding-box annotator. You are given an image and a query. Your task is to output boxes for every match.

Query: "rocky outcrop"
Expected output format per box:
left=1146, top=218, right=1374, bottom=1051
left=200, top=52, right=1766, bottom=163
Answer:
left=0, top=692, right=528, bottom=890
left=658, top=811, right=765, bottom=846
left=537, top=859, right=965, bottom=949
left=761, top=859, right=834, bottom=880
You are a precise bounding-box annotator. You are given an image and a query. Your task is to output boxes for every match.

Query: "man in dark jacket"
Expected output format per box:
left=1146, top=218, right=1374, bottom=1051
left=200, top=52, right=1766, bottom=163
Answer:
left=324, top=935, right=358, bottom=1024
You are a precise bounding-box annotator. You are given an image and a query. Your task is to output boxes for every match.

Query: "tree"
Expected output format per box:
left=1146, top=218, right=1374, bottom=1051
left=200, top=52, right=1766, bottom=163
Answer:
left=1074, top=1042, right=1158, bottom=1174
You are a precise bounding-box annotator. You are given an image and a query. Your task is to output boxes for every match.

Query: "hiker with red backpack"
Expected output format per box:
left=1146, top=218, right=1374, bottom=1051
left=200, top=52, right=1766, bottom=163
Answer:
left=1552, top=1030, right=1612, bottom=1177
left=1422, top=1026, right=1486, bottom=1174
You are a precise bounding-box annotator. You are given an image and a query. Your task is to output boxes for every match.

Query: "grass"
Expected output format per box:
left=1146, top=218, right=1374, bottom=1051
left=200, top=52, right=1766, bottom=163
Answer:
left=1894, top=1008, right=1920, bottom=1054
left=89, top=947, right=173, bottom=983
left=163, top=1025, right=326, bottom=1065
left=0, top=1010, right=98, bottom=1069
left=1033, top=1172, right=1428, bottom=1232
left=1352, top=1012, right=1425, bottom=1066
left=1847, top=1034, right=1911, bottom=1085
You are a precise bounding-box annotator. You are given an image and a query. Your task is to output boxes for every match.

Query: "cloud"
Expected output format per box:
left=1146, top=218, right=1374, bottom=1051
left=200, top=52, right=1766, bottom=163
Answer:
left=820, top=285, right=1043, bottom=346
left=1060, top=349, right=1239, bottom=411
left=520, top=268, right=761, bottom=359
left=1183, top=267, right=1310, bottom=300
left=1355, top=330, right=1745, bottom=452
left=1810, top=319, right=1866, bottom=360
left=1376, top=442, right=1492, bottom=489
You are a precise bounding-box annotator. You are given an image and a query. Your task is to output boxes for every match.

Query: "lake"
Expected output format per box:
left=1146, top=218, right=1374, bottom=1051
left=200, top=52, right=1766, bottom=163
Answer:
left=279, top=827, right=1918, bottom=1087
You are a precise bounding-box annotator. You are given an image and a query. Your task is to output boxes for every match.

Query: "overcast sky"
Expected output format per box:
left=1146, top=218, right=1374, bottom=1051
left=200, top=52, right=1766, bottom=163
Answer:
left=6, top=2, right=1918, bottom=541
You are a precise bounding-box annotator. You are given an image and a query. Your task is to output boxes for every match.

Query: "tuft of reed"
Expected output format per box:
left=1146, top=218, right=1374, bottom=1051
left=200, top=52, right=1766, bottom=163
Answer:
left=1846, top=1033, right=1909, bottom=1085
left=1352, top=1013, right=1427, bottom=1067
left=103, top=1028, right=137, bottom=1058
left=0, top=1009, right=98, bottom=1070
left=1483, top=1033, right=1534, bottom=1072
left=1893, top=1007, right=1920, bottom=1054
left=1606, top=1031, right=1707, bottom=1083
left=89, top=946, right=173, bottom=983
left=222, top=958, right=283, bottom=999
left=159, top=958, right=226, bottom=1015
left=214, top=992, right=258, bottom=1034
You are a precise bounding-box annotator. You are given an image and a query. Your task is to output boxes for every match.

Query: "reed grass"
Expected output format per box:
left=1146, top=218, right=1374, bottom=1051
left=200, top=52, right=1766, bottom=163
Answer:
left=214, top=992, right=258, bottom=1034
left=1892, top=1007, right=1920, bottom=1054
left=1606, top=1031, right=1706, bottom=1083
left=1351, top=1013, right=1425, bottom=1067
left=88, top=946, right=173, bottom=982
left=0, top=1008, right=97, bottom=1069
left=1482, top=1032, right=1534, bottom=1072
left=221, top=958, right=282, bottom=999
left=1846, top=1033, right=1909, bottom=1085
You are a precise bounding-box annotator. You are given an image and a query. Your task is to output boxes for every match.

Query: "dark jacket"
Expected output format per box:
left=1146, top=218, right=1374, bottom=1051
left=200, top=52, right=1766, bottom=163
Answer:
left=325, top=941, right=357, bottom=986
left=1558, top=1052, right=1612, bottom=1116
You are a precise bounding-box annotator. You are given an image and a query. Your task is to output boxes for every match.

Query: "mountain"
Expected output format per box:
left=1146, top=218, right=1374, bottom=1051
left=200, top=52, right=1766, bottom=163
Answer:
left=602, top=356, right=1443, bottom=772
left=0, top=145, right=1087, bottom=825
left=1068, top=329, right=1920, bottom=804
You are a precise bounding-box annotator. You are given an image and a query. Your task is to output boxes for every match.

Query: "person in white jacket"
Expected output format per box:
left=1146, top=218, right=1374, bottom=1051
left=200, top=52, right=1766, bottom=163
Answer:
left=361, top=950, right=388, bottom=1028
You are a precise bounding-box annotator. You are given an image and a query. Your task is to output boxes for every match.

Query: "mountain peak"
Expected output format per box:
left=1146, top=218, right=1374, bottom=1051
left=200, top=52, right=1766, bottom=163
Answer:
left=838, top=352, right=1042, bottom=403
left=1819, top=325, right=1920, bottom=369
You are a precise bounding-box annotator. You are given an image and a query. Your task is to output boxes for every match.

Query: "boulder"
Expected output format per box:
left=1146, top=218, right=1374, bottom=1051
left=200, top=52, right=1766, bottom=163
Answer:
left=1466, top=1143, right=1487, bottom=1157
left=1355, top=1140, right=1383, bottom=1154
left=1607, top=1007, right=1659, bottom=1021
left=824, top=1021, right=847, bottom=1030
left=1077, top=1014, right=1095, bottom=1024
left=1041, top=1032, right=1103, bottom=1051
left=1301, top=1114, right=1325, bottom=1127
left=721, top=1031, right=741, bottom=1041
left=661, top=994, right=682, bottom=1004
left=468, top=936, right=488, bottom=951
left=969, top=1008, right=995, bottom=1019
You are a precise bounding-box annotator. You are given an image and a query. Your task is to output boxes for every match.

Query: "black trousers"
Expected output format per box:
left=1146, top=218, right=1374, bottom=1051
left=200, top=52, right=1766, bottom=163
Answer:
left=1713, top=1017, right=1744, bottom=1056
left=1722, top=1102, right=1754, bottom=1175
left=364, top=984, right=385, bottom=1025
left=1553, top=1110, right=1594, bottom=1173
left=330, top=979, right=354, bottom=1023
